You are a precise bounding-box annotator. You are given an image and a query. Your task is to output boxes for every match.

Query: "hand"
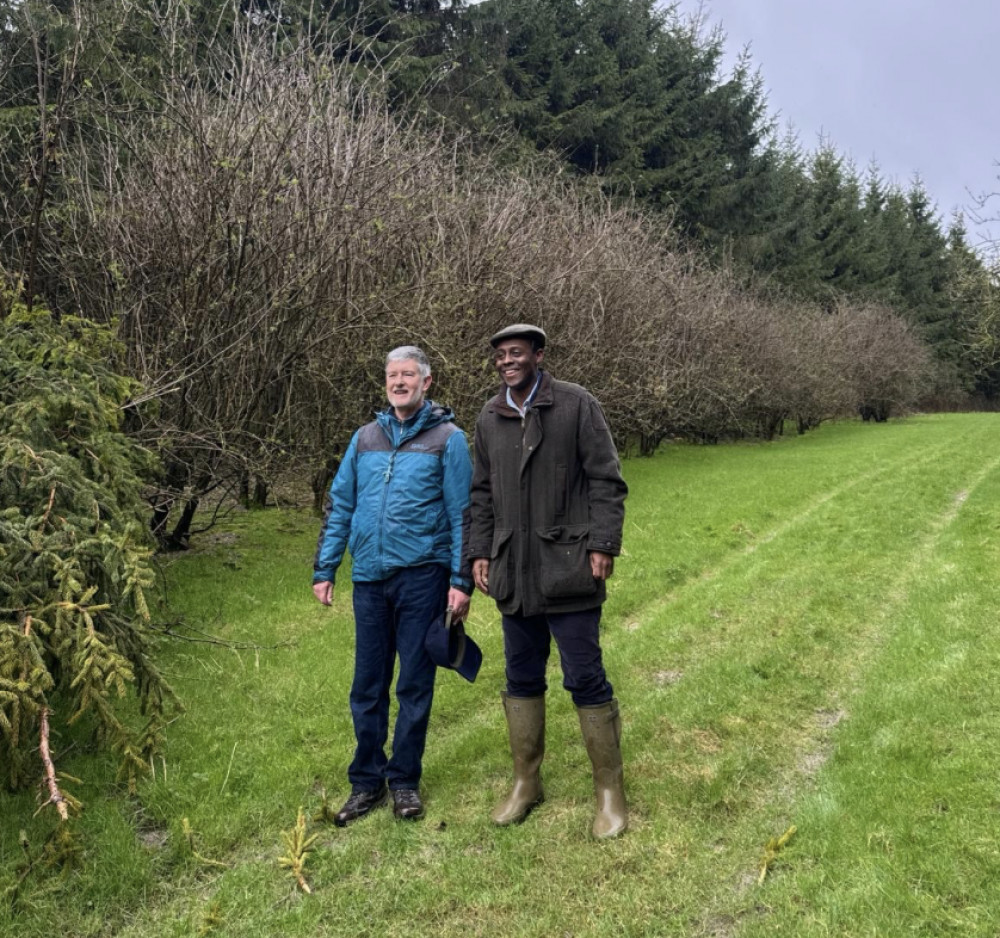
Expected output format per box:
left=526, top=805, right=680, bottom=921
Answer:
left=472, top=558, right=490, bottom=595
left=313, top=581, right=333, bottom=605
left=447, top=587, right=471, bottom=622
left=589, top=551, right=614, bottom=581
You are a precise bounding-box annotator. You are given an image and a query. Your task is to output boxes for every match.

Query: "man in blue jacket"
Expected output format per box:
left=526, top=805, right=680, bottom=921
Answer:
left=313, top=346, right=473, bottom=825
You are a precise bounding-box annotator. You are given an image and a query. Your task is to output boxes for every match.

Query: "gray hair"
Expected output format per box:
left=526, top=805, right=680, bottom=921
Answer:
left=385, top=345, right=431, bottom=379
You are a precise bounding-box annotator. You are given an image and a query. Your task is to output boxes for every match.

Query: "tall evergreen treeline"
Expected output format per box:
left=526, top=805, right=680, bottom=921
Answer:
left=2, top=0, right=996, bottom=398
left=454, top=0, right=998, bottom=399
left=0, top=0, right=998, bottom=484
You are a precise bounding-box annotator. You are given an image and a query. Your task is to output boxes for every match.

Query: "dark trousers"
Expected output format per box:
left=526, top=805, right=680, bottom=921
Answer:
left=501, top=607, right=613, bottom=707
left=349, top=564, right=447, bottom=791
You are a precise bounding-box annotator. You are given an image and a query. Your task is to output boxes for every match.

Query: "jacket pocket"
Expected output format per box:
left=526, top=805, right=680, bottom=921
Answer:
left=489, top=528, right=515, bottom=602
left=535, top=523, right=597, bottom=599
left=348, top=524, right=374, bottom=572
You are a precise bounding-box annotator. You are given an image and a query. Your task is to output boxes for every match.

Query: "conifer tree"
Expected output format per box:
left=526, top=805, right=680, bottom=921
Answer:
left=0, top=304, right=177, bottom=798
left=325, top=0, right=467, bottom=107
left=466, top=0, right=771, bottom=242
left=734, top=131, right=813, bottom=279
left=855, top=165, right=897, bottom=302
left=947, top=215, right=1000, bottom=397
left=808, top=146, right=865, bottom=298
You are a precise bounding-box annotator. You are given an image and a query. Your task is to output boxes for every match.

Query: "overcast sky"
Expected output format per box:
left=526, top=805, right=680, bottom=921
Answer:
left=676, top=0, right=1000, bottom=252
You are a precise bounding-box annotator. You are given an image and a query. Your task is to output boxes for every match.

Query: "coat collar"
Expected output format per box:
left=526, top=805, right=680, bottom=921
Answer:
left=491, top=370, right=553, bottom=419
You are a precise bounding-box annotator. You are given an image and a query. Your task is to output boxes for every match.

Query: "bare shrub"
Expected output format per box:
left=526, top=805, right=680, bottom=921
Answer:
left=827, top=303, right=933, bottom=421
left=58, top=29, right=688, bottom=532
left=41, top=13, right=936, bottom=541
left=644, top=275, right=926, bottom=443
left=652, top=271, right=801, bottom=442
left=385, top=176, right=689, bottom=452
left=61, top=35, right=470, bottom=541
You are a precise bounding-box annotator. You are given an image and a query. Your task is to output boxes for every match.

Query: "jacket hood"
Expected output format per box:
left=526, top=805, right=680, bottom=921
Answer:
left=376, top=399, right=455, bottom=433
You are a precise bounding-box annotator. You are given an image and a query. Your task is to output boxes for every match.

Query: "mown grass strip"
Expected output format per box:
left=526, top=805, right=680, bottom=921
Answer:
left=3, top=414, right=1000, bottom=938
left=733, top=442, right=1000, bottom=937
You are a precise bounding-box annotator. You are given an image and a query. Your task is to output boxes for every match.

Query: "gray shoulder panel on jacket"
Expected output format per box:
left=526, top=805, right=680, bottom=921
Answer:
left=357, top=419, right=460, bottom=456
left=356, top=421, right=389, bottom=452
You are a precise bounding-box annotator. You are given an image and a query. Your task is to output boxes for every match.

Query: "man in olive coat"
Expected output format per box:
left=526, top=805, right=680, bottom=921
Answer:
left=466, top=323, right=629, bottom=838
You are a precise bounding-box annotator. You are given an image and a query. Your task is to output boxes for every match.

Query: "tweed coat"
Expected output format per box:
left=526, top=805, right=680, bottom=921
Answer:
left=466, top=371, right=627, bottom=617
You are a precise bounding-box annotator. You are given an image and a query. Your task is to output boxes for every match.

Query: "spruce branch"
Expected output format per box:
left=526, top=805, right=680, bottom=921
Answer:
left=278, top=807, right=320, bottom=894
left=39, top=486, right=56, bottom=529
left=758, top=825, right=797, bottom=885
left=1, top=308, right=179, bottom=796
left=180, top=818, right=229, bottom=869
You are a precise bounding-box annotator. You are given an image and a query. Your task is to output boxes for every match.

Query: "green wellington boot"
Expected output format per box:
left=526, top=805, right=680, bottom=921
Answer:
left=577, top=698, right=628, bottom=838
left=492, top=693, right=545, bottom=826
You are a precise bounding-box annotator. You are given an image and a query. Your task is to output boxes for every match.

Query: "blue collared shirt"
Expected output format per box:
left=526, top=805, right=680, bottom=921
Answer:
left=506, top=370, right=543, bottom=416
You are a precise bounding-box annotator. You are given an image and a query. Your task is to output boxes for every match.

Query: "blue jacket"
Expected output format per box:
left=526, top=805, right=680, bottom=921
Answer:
left=313, top=401, right=473, bottom=591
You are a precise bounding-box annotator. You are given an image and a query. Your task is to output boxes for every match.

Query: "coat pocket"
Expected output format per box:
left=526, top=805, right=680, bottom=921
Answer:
left=348, top=523, right=374, bottom=570
left=489, top=527, right=515, bottom=602
left=535, top=523, right=597, bottom=599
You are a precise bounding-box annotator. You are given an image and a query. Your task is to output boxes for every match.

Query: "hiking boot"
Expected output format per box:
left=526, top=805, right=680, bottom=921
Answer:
left=392, top=788, right=424, bottom=820
left=333, top=785, right=388, bottom=827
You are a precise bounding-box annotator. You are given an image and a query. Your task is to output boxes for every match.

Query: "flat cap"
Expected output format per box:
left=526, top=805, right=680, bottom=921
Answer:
left=425, top=610, right=483, bottom=683
left=489, top=323, right=547, bottom=348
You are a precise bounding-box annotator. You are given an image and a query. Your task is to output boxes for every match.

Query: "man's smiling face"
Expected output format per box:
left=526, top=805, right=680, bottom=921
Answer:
left=493, top=338, right=543, bottom=394
left=385, top=358, right=431, bottom=419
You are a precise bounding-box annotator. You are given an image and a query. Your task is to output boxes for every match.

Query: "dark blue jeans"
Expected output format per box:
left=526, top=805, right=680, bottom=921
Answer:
left=349, top=564, right=448, bottom=791
left=501, top=607, right=613, bottom=707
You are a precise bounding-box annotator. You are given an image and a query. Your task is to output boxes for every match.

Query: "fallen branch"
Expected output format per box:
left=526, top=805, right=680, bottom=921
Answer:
left=151, top=619, right=296, bottom=651
left=38, top=707, right=69, bottom=821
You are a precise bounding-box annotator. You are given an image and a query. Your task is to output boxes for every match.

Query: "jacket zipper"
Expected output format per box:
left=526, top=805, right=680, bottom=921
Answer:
left=376, top=441, right=399, bottom=576
left=375, top=407, right=434, bottom=576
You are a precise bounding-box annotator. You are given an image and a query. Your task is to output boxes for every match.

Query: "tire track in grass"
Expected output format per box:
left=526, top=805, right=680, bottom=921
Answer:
left=778, top=468, right=1000, bottom=937
left=617, top=430, right=977, bottom=765
left=626, top=435, right=969, bottom=777
left=700, top=446, right=1000, bottom=938
left=616, top=434, right=955, bottom=637
left=597, top=419, right=998, bottom=938
left=784, top=446, right=1000, bottom=774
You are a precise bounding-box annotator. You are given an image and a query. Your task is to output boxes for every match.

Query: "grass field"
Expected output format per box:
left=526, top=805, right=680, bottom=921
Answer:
left=4, top=413, right=1000, bottom=937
